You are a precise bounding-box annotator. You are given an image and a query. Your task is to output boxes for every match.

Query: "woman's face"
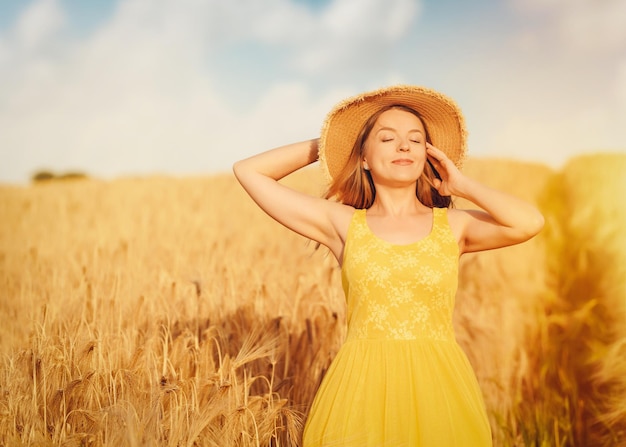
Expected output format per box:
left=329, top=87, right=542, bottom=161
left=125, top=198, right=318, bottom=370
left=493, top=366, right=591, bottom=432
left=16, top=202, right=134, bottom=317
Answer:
left=362, top=108, right=427, bottom=186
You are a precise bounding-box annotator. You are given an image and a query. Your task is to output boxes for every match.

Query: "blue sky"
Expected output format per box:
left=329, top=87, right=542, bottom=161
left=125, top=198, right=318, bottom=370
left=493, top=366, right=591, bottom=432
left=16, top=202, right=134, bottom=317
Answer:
left=0, top=0, right=625, bottom=184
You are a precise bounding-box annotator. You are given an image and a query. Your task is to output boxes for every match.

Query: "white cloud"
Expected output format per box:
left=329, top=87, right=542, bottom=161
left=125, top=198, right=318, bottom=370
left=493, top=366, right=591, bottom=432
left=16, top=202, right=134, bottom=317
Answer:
left=13, top=0, right=66, bottom=51
left=3, top=0, right=410, bottom=182
left=247, top=0, right=315, bottom=43
left=220, top=0, right=421, bottom=74
left=511, top=0, right=626, bottom=54
left=471, top=54, right=626, bottom=167
left=486, top=105, right=625, bottom=167
left=617, top=60, right=626, bottom=103
left=292, top=0, right=420, bottom=73
left=3, top=0, right=623, bottom=183
left=322, top=0, right=418, bottom=41
left=484, top=0, right=626, bottom=166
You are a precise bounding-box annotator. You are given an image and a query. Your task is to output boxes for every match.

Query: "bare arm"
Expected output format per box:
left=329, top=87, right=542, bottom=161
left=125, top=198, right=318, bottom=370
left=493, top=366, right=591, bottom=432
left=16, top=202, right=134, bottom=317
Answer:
left=426, top=143, right=545, bottom=254
left=232, top=139, right=349, bottom=259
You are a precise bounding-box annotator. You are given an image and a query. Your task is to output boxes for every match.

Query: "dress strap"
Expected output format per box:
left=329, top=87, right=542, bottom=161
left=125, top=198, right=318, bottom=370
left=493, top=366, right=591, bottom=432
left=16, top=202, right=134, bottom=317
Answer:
left=432, top=207, right=459, bottom=253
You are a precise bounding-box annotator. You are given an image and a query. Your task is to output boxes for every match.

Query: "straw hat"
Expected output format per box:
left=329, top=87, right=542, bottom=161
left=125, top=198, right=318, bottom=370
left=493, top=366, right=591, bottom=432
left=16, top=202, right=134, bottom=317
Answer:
left=319, top=85, right=467, bottom=182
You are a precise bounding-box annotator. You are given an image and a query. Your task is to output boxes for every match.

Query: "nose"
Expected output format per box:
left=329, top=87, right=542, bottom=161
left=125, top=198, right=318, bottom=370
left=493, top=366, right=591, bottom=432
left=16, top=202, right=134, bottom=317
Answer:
left=398, top=139, right=410, bottom=152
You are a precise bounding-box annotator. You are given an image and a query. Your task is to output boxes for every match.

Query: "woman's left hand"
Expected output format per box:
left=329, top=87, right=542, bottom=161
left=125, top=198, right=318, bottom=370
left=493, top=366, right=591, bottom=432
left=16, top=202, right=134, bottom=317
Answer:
left=426, top=143, right=466, bottom=197
left=426, top=143, right=545, bottom=254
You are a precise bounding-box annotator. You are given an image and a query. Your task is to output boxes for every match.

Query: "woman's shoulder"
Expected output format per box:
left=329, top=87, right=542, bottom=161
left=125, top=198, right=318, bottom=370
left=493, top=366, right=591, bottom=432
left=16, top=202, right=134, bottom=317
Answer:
left=327, top=201, right=358, bottom=225
left=446, top=207, right=475, bottom=223
left=442, top=207, right=472, bottom=242
left=326, top=201, right=358, bottom=241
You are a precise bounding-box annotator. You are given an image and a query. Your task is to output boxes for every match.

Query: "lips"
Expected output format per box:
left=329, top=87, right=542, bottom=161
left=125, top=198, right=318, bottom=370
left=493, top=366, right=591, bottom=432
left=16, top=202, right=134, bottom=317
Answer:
left=391, top=159, right=414, bottom=166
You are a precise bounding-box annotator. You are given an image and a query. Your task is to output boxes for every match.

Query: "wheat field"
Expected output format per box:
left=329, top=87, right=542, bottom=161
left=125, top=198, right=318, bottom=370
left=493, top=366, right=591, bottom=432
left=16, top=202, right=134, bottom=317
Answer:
left=1, top=154, right=625, bottom=446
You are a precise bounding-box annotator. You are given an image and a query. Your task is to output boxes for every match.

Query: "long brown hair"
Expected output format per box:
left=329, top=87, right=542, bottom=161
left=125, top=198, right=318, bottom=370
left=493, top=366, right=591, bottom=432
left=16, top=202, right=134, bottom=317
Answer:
left=324, top=104, right=451, bottom=209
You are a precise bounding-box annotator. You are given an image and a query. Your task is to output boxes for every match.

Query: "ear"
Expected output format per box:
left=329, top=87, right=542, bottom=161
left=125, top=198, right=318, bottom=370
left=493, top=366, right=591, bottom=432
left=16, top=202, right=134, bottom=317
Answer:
left=362, top=158, right=370, bottom=171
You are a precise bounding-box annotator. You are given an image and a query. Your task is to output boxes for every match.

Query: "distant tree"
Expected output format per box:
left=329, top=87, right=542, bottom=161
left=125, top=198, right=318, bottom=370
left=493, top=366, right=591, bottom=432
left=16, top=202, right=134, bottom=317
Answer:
left=31, top=170, right=89, bottom=183
left=58, top=172, right=88, bottom=181
left=32, top=171, right=55, bottom=182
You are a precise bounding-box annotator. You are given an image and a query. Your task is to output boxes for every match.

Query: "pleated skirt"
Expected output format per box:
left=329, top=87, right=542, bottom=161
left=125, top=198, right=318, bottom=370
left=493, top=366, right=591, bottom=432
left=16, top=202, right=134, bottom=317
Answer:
left=302, top=338, right=492, bottom=447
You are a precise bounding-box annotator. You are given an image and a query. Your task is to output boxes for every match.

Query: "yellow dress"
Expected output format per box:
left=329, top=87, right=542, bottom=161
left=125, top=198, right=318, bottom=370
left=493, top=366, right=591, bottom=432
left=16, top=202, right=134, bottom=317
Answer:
left=302, top=207, right=492, bottom=446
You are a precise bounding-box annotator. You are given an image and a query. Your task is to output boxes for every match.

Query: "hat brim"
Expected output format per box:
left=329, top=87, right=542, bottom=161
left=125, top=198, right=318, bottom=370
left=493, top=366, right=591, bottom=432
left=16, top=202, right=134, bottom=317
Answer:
left=319, top=85, right=467, bottom=182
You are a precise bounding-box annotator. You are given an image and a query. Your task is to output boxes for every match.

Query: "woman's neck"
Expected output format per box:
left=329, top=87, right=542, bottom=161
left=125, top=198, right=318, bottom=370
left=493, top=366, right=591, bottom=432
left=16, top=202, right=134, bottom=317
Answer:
left=369, top=185, right=429, bottom=217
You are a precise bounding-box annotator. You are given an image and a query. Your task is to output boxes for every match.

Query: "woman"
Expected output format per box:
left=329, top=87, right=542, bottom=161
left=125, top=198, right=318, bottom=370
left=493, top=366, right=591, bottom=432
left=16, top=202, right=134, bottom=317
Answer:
left=233, top=85, right=544, bottom=446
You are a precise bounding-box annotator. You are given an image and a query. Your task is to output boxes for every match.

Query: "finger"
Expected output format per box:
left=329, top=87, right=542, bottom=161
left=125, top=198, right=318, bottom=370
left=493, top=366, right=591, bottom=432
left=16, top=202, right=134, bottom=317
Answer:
left=426, top=144, right=448, bottom=162
left=427, top=156, right=442, bottom=172
left=426, top=143, right=439, bottom=155
left=427, top=151, right=446, bottom=166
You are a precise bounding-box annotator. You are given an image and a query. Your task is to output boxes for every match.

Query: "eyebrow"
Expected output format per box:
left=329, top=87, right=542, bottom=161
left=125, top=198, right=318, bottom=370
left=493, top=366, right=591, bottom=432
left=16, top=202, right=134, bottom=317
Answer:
left=376, top=126, right=423, bottom=134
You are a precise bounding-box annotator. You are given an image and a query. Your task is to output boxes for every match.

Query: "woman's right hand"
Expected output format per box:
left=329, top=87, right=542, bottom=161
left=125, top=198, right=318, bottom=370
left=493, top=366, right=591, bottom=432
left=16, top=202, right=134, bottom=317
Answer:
left=233, top=139, right=352, bottom=263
